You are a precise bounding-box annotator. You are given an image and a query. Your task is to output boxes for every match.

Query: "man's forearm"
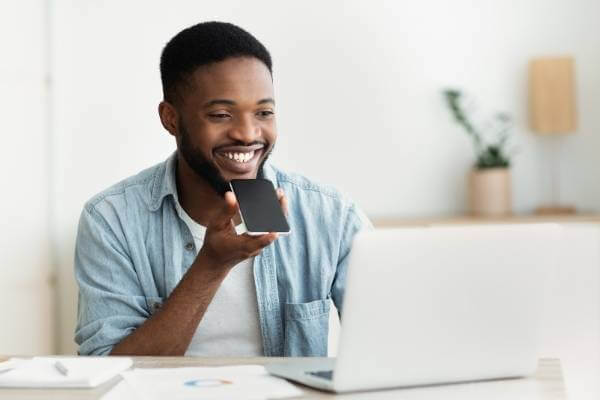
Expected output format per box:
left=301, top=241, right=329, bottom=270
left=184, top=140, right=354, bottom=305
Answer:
left=110, top=253, right=229, bottom=356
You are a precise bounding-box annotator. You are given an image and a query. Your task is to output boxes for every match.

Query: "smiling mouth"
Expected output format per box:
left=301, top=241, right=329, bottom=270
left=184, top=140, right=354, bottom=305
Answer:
left=219, top=150, right=257, bottom=163
left=214, top=144, right=265, bottom=177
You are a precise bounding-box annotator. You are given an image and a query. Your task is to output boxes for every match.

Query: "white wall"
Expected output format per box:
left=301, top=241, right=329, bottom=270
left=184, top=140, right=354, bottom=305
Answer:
left=50, top=0, right=600, bottom=356
left=0, top=0, right=55, bottom=354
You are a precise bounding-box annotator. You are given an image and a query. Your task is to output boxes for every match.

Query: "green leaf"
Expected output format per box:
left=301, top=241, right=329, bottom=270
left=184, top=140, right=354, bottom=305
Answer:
left=442, top=88, right=513, bottom=169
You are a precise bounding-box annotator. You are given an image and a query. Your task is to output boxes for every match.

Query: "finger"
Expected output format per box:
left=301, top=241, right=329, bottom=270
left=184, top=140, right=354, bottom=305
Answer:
left=212, top=191, right=239, bottom=229
left=241, top=232, right=279, bottom=254
left=277, top=188, right=289, bottom=217
left=256, top=232, right=279, bottom=249
left=264, top=232, right=279, bottom=243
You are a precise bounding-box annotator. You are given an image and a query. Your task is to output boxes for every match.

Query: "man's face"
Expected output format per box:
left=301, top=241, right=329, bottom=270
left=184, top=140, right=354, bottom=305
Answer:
left=175, top=57, right=277, bottom=195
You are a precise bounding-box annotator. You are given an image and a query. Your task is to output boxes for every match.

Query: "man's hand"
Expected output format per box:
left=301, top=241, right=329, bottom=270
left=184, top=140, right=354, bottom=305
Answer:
left=199, top=190, right=288, bottom=270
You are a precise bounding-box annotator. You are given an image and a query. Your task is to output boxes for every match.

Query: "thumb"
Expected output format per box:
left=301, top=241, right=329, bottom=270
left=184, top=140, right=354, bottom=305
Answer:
left=213, top=191, right=239, bottom=229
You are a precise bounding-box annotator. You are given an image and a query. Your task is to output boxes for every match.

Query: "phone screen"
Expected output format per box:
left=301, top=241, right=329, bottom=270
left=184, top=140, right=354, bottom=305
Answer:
left=229, top=179, right=290, bottom=235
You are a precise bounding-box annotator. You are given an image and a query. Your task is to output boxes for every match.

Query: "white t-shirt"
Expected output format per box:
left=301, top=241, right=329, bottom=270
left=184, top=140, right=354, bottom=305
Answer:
left=174, top=201, right=264, bottom=357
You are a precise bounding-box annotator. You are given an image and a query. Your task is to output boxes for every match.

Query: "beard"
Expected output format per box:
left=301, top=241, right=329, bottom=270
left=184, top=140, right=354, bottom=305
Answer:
left=177, top=119, right=272, bottom=196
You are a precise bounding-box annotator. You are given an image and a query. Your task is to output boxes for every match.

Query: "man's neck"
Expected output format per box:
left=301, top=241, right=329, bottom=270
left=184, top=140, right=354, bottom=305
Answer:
left=175, top=153, right=223, bottom=227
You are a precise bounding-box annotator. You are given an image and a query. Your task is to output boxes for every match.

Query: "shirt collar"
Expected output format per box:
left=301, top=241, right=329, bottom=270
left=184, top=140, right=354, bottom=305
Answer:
left=149, top=152, right=179, bottom=212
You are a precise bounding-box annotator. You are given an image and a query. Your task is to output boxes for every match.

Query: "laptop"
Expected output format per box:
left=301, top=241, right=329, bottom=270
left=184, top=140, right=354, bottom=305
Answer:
left=266, top=224, right=560, bottom=393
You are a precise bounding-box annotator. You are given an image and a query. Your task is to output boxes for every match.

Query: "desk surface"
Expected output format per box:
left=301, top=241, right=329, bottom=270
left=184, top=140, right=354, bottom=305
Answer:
left=0, top=357, right=566, bottom=399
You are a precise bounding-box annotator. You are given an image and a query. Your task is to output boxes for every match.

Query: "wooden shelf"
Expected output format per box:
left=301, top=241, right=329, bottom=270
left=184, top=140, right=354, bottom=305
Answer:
left=372, top=213, right=600, bottom=227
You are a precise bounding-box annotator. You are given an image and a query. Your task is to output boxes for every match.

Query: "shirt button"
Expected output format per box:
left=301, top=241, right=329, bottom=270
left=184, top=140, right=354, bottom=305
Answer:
left=185, top=242, right=194, bottom=251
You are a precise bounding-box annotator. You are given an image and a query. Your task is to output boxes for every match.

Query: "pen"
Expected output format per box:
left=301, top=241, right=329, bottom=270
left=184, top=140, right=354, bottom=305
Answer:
left=54, top=361, right=69, bottom=376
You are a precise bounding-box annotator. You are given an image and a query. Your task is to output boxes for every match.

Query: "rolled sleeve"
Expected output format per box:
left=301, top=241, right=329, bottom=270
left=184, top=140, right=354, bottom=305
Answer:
left=74, top=205, right=149, bottom=355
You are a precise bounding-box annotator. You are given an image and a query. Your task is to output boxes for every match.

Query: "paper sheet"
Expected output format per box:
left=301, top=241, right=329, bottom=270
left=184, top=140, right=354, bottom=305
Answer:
left=119, top=365, right=302, bottom=400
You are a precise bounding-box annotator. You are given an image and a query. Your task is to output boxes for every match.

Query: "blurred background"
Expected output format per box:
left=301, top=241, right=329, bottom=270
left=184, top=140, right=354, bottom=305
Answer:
left=1, top=0, right=599, bottom=397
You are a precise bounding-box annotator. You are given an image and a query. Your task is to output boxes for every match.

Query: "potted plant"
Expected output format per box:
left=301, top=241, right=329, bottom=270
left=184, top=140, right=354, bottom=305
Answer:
left=443, top=89, right=514, bottom=216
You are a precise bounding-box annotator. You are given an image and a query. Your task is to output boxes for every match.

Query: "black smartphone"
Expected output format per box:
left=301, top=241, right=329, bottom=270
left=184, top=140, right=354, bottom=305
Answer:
left=229, top=179, right=291, bottom=235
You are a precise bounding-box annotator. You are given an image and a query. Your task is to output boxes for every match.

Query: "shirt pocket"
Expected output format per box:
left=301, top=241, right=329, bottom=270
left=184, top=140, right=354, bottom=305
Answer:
left=283, top=298, right=330, bottom=357
left=145, top=296, right=164, bottom=316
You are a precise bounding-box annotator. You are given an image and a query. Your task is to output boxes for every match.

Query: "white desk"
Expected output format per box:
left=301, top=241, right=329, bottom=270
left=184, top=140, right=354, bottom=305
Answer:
left=0, top=356, right=566, bottom=399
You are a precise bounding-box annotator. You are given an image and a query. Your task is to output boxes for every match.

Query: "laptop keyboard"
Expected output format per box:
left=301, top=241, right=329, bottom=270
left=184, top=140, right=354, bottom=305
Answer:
left=306, top=370, right=334, bottom=380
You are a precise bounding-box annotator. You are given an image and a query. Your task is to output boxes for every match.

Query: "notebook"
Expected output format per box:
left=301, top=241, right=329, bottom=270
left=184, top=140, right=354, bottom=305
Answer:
left=0, top=357, right=132, bottom=388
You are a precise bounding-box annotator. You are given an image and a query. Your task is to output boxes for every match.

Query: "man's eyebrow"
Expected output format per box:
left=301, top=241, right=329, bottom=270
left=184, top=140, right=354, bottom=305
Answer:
left=203, top=99, right=236, bottom=108
left=257, top=98, right=275, bottom=105
left=203, top=98, right=275, bottom=108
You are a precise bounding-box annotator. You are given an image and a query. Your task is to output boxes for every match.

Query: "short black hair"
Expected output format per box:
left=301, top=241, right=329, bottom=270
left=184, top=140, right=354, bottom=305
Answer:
left=160, top=21, right=272, bottom=104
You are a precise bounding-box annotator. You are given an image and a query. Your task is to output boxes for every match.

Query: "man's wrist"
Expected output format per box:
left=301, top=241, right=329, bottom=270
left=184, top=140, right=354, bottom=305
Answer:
left=192, top=249, right=231, bottom=279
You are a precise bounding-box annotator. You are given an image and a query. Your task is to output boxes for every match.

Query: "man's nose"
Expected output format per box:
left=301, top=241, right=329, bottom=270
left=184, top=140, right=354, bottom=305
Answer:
left=230, top=114, right=260, bottom=143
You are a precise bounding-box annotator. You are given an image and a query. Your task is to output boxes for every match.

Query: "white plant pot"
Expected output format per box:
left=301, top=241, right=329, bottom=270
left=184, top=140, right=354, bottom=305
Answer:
left=469, top=168, right=512, bottom=216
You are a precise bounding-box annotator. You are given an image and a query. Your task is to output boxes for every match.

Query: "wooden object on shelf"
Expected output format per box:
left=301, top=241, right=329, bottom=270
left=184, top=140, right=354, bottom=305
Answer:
left=535, top=205, right=577, bottom=215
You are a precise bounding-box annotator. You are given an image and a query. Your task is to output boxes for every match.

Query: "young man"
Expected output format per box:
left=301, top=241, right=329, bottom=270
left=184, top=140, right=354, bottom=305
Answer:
left=75, top=21, right=370, bottom=357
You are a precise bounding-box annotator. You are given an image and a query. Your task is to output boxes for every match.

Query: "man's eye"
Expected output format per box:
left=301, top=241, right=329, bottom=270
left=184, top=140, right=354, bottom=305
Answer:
left=208, top=113, right=231, bottom=119
left=257, top=110, right=274, bottom=118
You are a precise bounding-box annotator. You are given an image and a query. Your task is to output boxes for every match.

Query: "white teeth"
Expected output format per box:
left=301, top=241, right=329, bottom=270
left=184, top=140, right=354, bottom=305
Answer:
left=223, top=151, right=255, bottom=163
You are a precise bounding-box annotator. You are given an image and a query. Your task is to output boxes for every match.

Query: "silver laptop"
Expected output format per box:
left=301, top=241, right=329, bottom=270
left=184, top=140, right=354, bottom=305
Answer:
left=266, top=224, right=560, bottom=393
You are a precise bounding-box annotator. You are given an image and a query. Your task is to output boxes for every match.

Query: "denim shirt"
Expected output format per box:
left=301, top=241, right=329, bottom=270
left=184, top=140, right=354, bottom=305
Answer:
left=74, top=153, right=371, bottom=356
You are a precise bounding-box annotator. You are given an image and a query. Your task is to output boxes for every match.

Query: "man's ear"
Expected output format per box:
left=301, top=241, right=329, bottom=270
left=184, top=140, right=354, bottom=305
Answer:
left=158, top=101, right=179, bottom=137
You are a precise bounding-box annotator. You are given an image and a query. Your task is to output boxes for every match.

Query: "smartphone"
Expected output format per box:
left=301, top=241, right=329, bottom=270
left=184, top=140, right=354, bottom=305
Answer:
left=229, top=179, right=291, bottom=236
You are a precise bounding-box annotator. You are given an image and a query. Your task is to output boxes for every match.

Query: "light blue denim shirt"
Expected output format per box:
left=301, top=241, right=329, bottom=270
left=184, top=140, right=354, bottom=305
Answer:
left=74, top=153, right=371, bottom=356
